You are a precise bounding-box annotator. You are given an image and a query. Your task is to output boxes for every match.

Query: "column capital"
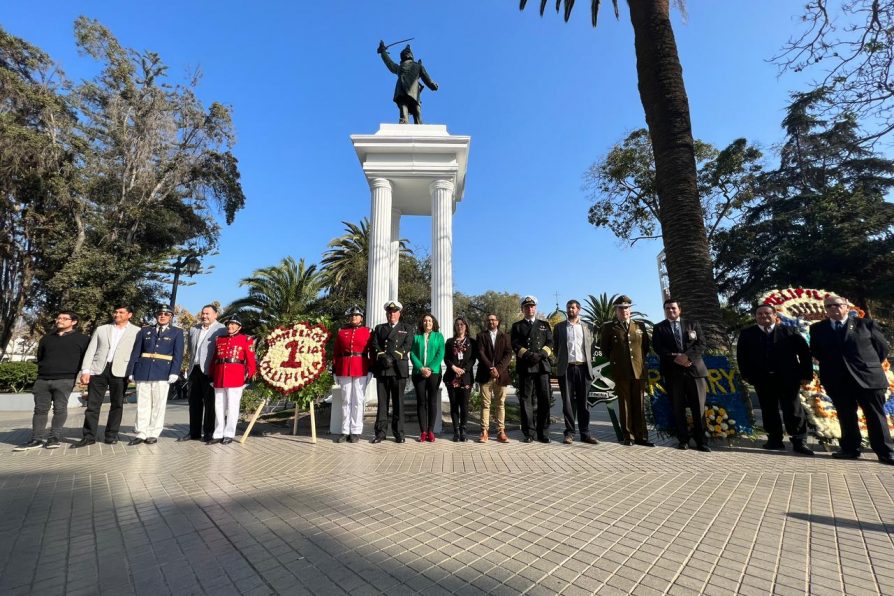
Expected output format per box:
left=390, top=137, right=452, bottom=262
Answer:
left=370, top=177, right=392, bottom=191
left=429, top=179, right=454, bottom=194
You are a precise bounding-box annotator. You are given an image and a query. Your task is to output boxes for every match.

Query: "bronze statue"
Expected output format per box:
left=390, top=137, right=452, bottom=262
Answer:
left=377, top=40, right=438, bottom=124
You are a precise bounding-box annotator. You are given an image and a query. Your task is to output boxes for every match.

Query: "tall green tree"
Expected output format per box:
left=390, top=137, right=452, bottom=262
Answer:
left=714, top=89, right=894, bottom=315
left=44, top=17, right=246, bottom=326
left=520, top=0, right=725, bottom=347
left=0, top=27, right=77, bottom=355
left=583, top=129, right=762, bottom=246
left=453, top=291, right=523, bottom=336
left=225, top=257, right=324, bottom=338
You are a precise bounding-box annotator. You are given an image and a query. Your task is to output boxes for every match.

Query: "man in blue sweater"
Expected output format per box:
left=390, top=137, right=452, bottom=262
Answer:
left=14, top=311, right=90, bottom=451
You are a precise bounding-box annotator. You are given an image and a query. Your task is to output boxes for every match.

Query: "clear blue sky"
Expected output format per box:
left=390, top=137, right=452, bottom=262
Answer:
left=2, top=1, right=814, bottom=322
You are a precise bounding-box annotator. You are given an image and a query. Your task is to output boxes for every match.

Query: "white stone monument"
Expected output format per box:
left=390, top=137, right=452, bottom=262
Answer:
left=351, top=123, right=470, bottom=328
left=329, top=124, right=469, bottom=435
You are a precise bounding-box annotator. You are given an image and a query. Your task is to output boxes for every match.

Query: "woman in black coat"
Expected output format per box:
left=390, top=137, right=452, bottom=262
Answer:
left=444, top=315, right=477, bottom=441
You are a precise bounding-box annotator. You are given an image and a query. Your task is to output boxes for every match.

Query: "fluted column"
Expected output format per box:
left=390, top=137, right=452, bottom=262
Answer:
left=430, top=179, right=455, bottom=333
left=367, top=178, right=393, bottom=328
left=390, top=208, right=401, bottom=300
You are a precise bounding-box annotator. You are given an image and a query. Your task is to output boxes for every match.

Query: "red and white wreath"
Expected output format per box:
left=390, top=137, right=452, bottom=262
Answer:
left=259, top=322, right=330, bottom=394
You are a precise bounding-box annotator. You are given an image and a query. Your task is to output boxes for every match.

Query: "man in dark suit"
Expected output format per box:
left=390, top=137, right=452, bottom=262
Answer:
left=184, top=304, right=226, bottom=441
left=737, top=304, right=814, bottom=455
left=653, top=299, right=711, bottom=452
left=370, top=300, right=415, bottom=443
left=810, top=296, right=893, bottom=464
left=598, top=295, right=653, bottom=446
left=475, top=313, right=513, bottom=443
left=511, top=295, right=554, bottom=443
left=554, top=299, right=599, bottom=445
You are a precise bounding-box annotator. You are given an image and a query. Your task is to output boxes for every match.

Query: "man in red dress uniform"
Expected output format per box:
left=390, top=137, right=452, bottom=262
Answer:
left=208, top=315, right=256, bottom=445
left=333, top=306, right=373, bottom=443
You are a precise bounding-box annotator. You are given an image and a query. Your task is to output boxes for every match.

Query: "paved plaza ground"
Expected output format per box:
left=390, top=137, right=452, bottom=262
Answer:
left=2, top=398, right=893, bottom=596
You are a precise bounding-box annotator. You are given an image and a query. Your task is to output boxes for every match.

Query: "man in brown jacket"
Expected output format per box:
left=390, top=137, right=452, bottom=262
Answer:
left=475, top=313, right=513, bottom=442
left=598, top=295, right=654, bottom=446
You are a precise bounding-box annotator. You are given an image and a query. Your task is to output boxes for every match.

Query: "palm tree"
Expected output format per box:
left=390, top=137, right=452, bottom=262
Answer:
left=224, top=256, right=323, bottom=338
left=520, top=0, right=724, bottom=347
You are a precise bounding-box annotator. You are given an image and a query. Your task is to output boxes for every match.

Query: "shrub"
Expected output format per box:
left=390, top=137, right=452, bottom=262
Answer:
left=0, top=362, right=38, bottom=393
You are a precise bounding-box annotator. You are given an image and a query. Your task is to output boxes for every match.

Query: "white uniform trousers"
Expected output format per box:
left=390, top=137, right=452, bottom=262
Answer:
left=134, top=380, right=169, bottom=439
left=214, top=386, right=243, bottom=439
left=338, top=375, right=368, bottom=435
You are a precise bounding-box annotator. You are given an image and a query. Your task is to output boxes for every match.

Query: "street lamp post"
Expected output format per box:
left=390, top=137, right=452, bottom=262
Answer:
left=169, top=254, right=201, bottom=310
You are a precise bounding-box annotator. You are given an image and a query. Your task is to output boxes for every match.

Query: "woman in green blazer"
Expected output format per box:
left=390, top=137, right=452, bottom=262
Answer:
left=410, top=313, right=445, bottom=442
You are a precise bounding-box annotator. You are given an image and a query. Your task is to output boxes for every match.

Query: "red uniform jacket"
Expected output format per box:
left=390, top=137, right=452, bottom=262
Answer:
left=333, top=325, right=372, bottom=377
left=209, top=333, right=257, bottom=388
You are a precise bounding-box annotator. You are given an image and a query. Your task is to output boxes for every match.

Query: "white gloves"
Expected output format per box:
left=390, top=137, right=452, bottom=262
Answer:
left=168, top=374, right=178, bottom=384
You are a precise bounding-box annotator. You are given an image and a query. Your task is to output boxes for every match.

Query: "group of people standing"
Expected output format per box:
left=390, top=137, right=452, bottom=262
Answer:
left=15, top=304, right=256, bottom=451
left=14, top=292, right=893, bottom=465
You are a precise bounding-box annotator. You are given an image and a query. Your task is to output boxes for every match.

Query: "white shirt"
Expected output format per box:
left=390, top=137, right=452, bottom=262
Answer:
left=566, top=320, right=584, bottom=363
left=489, top=329, right=497, bottom=346
left=194, top=325, right=212, bottom=365
left=107, top=325, right=127, bottom=363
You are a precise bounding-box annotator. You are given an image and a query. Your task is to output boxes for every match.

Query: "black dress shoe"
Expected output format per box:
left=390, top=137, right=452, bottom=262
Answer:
left=347, top=435, right=356, bottom=443
left=537, top=436, right=551, bottom=444
left=334, top=434, right=346, bottom=443
left=127, top=438, right=144, bottom=446
left=177, top=434, right=200, bottom=442
left=696, top=444, right=712, bottom=453
left=621, top=439, right=634, bottom=446
left=221, top=437, right=233, bottom=445
left=831, top=450, right=861, bottom=459
left=371, top=436, right=385, bottom=444
left=202, top=436, right=213, bottom=442
left=762, top=441, right=786, bottom=451
left=634, top=440, right=655, bottom=447
left=676, top=442, right=689, bottom=450
left=71, top=438, right=96, bottom=448
left=452, top=434, right=460, bottom=442
left=878, top=456, right=894, bottom=465
left=523, top=436, right=534, bottom=443
left=395, top=436, right=405, bottom=443
left=459, top=432, right=467, bottom=442
left=581, top=436, right=599, bottom=445
left=104, top=438, right=118, bottom=445
left=792, top=443, right=814, bottom=456
left=143, top=437, right=157, bottom=445
left=206, top=438, right=222, bottom=445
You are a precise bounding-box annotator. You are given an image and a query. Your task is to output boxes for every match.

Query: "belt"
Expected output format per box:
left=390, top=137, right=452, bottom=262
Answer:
left=215, top=358, right=243, bottom=364
left=568, top=362, right=586, bottom=366
left=341, top=352, right=365, bottom=357
left=141, top=353, right=173, bottom=361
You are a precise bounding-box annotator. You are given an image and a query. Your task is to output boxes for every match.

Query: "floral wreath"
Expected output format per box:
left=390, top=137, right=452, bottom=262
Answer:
left=259, top=322, right=330, bottom=394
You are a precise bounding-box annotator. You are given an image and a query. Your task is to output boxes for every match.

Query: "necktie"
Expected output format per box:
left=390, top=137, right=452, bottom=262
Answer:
left=764, top=326, right=772, bottom=335
left=835, top=321, right=844, bottom=332
left=673, top=321, right=683, bottom=349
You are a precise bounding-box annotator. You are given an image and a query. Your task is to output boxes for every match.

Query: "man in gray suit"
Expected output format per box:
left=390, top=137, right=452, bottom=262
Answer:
left=183, top=305, right=226, bottom=441
left=554, top=299, right=599, bottom=445
left=75, top=305, right=141, bottom=447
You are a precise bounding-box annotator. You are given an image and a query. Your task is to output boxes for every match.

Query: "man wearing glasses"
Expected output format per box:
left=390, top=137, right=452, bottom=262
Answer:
left=14, top=312, right=90, bottom=451
left=810, top=296, right=893, bottom=464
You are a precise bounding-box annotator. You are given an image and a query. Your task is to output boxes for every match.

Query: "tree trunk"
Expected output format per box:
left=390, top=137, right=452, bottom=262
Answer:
left=627, top=0, right=724, bottom=347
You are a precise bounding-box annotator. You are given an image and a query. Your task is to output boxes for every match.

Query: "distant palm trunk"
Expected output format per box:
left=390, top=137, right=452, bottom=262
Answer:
left=628, top=0, right=723, bottom=347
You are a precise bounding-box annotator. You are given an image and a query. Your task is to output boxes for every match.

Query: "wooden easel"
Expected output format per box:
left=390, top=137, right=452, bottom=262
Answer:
left=239, top=398, right=268, bottom=444
left=292, top=401, right=317, bottom=443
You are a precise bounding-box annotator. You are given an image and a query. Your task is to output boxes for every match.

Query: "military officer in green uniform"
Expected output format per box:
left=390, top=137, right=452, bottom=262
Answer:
left=598, top=295, right=654, bottom=446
